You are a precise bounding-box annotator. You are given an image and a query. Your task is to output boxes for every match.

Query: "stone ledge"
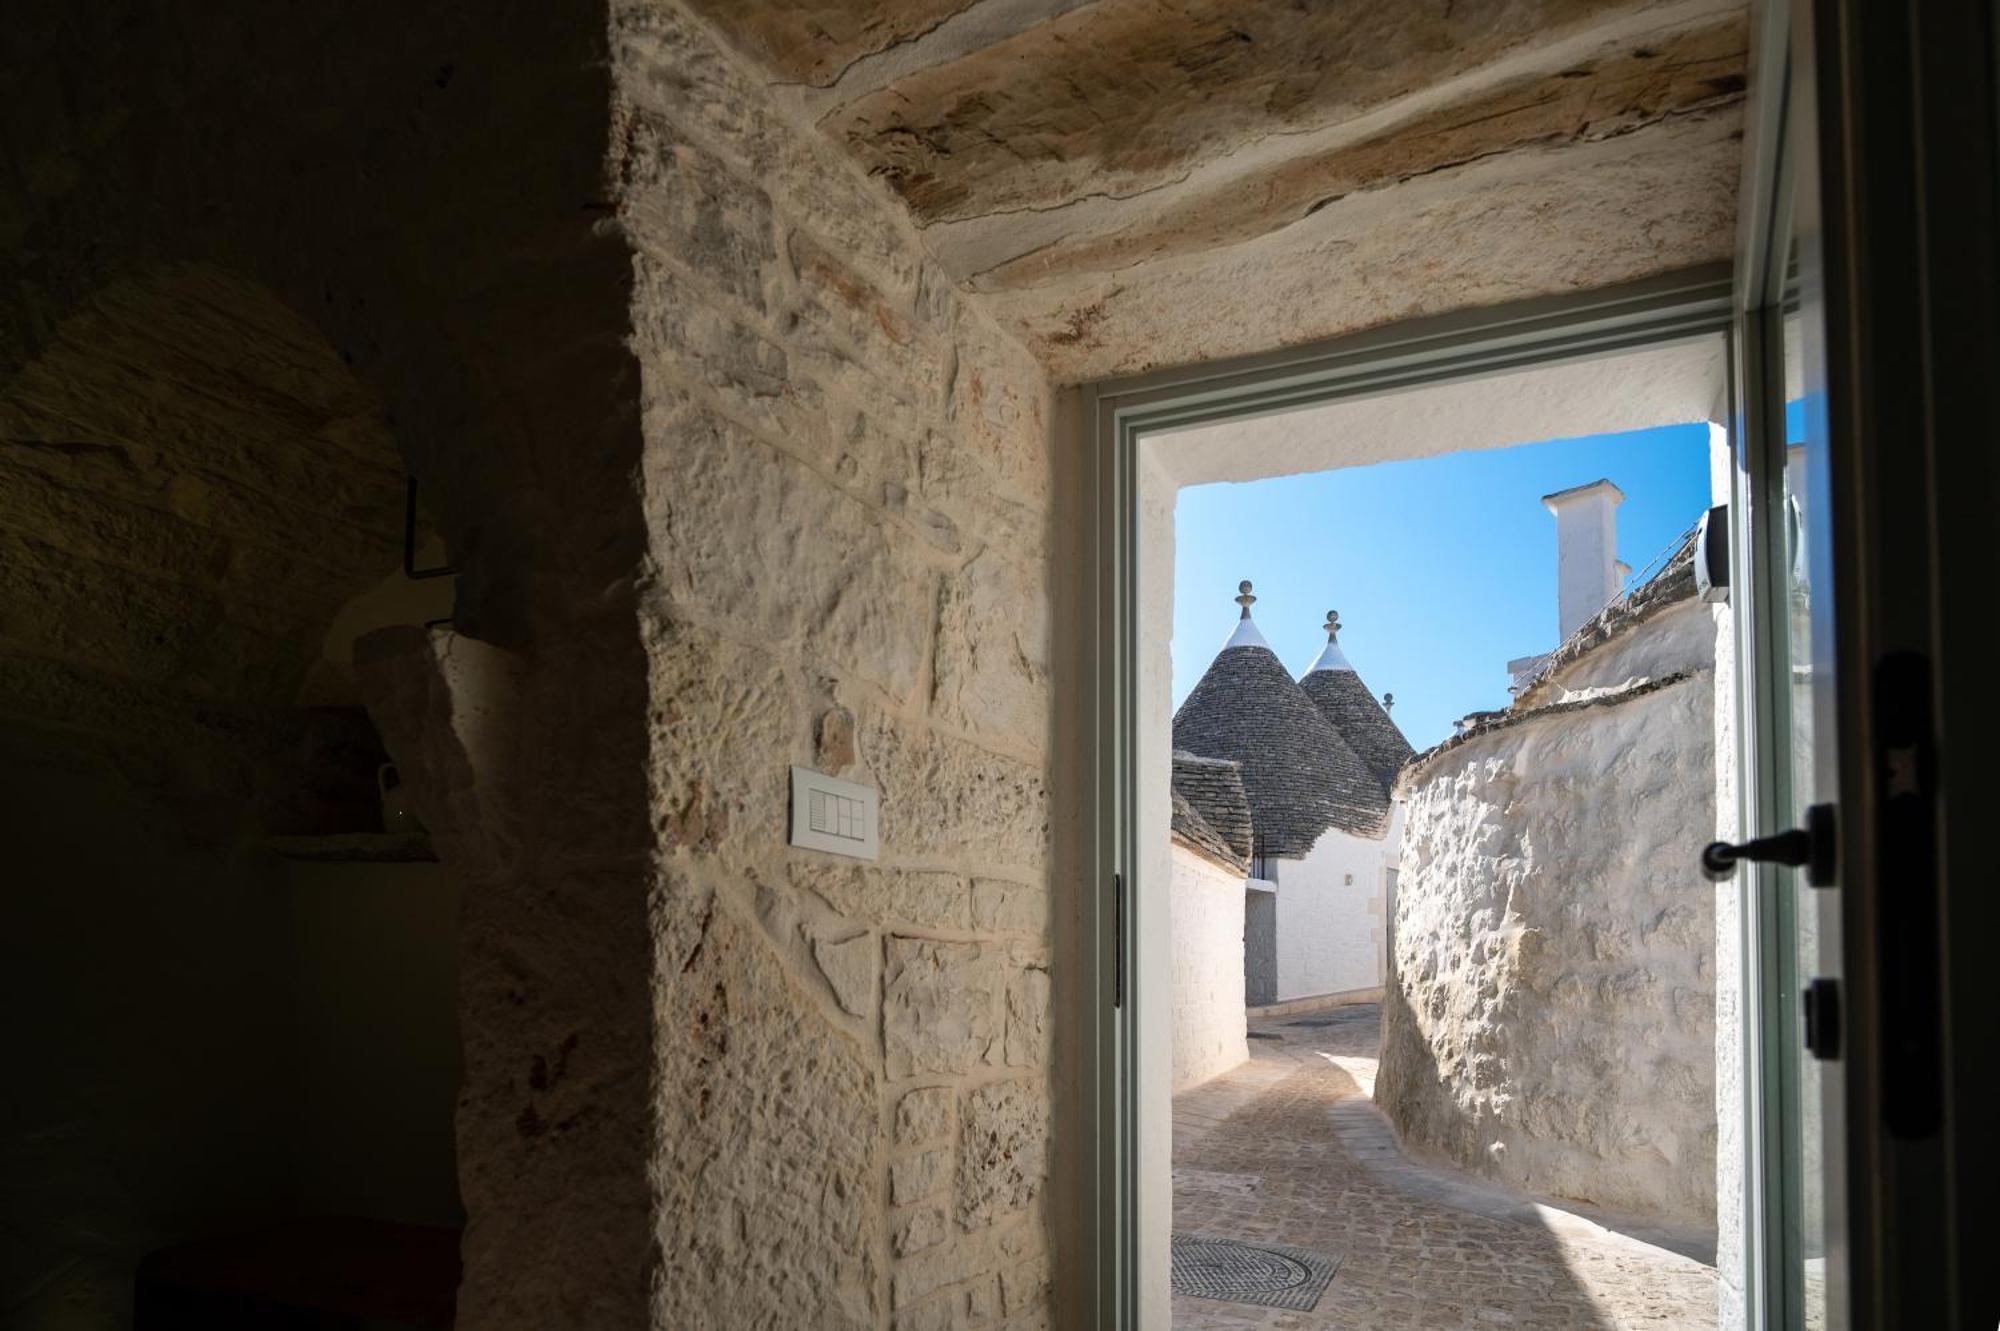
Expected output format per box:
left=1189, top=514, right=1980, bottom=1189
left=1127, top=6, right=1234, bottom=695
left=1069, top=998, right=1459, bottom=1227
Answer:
left=1398, top=667, right=1699, bottom=790
left=1246, top=986, right=1381, bottom=1020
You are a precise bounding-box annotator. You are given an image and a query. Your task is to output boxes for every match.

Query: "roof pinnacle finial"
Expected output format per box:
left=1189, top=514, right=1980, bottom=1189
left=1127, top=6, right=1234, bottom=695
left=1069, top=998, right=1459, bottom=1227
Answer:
left=1383, top=691, right=1395, bottom=714
left=1236, top=580, right=1256, bottom=620
left=1324, top=609, right=1341, bottom=641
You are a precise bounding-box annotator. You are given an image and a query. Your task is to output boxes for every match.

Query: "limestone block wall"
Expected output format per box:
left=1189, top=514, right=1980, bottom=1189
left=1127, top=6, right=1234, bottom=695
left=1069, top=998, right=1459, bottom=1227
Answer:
left=1170, top=845, right=1250, bottom=1092
left=1380, top=619, right=1718, bottom=1229
left=612, top=7, right=1056, bottom=1329
left=5, top=1, right=1058, bottom=1324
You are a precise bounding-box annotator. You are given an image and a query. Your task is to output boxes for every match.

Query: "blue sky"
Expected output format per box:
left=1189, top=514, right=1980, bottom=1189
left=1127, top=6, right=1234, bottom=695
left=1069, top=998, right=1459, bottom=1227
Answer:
left=1170, top=423, right=1716, bottom=750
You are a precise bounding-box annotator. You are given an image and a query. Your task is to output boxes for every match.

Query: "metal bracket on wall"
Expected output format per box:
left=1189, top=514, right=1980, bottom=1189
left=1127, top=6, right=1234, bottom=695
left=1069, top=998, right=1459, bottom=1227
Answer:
left=1695, top=503, right=1730, bottom=602
left=403, top=476, right=460, bottom=581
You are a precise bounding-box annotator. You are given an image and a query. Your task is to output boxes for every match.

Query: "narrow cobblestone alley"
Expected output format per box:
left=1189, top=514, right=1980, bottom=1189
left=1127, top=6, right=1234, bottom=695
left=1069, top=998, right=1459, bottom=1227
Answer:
left=1172, top=1005, right=1719, bottom=1330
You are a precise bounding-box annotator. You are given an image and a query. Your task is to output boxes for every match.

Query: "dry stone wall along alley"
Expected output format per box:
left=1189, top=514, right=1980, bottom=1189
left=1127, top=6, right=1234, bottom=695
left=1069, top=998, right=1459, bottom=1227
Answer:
left=1382, top=602, right=1720, bottom=1231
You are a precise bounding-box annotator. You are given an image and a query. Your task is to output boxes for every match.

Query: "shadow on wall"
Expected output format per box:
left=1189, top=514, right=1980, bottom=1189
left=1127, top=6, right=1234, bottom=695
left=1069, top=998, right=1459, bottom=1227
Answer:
left=2, top=0, right=660, bottom=1313
left=1378, top=667, right=1720, bottom=1238
left=1377, top=898, right=1718, bottom=1259
left=3, top=755, right=301, bottom=1321
left=0, top=267, right=462, bottom=1323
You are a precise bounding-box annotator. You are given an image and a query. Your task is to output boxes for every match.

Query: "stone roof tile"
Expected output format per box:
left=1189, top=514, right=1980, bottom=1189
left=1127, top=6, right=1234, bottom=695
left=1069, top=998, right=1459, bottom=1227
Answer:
left=1298, top=611, right=1414, bottom=792
left=1300, top=667, right=1414, bottom=792
left=1173, top=599, right=1389, bottom=855
left=1170, top=751, right=1253, bottom=871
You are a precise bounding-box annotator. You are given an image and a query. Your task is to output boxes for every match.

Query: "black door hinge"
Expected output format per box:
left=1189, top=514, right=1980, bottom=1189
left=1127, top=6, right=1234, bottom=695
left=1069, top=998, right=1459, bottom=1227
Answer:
left=1112, top=873, right=1124, bottom=1010
left=1804, top=977, right=1841, bottom=1061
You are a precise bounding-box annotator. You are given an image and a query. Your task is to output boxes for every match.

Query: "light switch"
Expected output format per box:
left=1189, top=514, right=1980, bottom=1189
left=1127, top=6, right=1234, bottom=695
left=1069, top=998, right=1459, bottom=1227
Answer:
left=789, top=766, right=879, bottom=861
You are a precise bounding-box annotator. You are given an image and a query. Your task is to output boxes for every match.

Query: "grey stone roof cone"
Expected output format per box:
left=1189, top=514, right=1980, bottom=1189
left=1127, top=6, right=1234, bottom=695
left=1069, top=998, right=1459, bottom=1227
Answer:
left=1173, top=583, right=1391, bottom=854
left=1299, top=609, right=1414, bottom=792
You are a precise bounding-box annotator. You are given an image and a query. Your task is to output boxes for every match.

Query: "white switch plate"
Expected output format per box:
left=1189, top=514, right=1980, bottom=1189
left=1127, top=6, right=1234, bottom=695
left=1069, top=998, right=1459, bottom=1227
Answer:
left=789, top=766, right=880, bottom=861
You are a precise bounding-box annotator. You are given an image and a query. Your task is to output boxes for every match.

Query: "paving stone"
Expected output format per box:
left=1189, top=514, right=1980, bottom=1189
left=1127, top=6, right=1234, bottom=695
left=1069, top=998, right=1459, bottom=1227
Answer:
left=1172, top=1004, right=1719, bottom=1331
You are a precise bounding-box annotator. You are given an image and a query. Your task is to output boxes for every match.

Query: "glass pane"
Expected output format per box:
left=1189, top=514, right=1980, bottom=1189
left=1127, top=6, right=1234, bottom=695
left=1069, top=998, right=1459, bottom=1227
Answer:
left=1781, top=282, right=1828, bottom=1331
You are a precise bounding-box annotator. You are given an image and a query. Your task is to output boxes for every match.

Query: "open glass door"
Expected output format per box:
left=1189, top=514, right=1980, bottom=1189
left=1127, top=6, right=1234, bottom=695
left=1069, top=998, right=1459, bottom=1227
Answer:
left=1788, top=0, right=2000, bottom=1323
left=1729, top=5, right=1843, bottom=1327
left=1730, top=230, right=1839, bottom=1331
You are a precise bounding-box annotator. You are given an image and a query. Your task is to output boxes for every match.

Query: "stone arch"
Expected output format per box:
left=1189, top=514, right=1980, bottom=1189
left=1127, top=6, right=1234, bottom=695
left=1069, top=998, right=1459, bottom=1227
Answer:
left=2, top=264, right=411, bottom=728
left=4, top=3, right=658, bottom=1325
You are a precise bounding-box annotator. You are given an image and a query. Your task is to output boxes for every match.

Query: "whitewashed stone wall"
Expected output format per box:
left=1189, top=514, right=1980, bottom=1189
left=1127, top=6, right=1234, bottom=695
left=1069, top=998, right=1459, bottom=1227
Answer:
left=1380, top=608, right=1718, bottom=1230
left=1274, top=806, right=1402, bottom=1003
left=1170, top=844, right=1250, bottom=1092
left=612, top=7, right=1056, bottom=1328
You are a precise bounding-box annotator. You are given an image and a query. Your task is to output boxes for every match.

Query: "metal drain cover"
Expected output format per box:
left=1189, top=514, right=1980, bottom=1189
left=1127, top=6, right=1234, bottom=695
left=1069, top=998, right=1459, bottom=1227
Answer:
left=1246, top=1031, right=1282, bottom=1041
left=1170, top=1233, right=1342, bottom=1311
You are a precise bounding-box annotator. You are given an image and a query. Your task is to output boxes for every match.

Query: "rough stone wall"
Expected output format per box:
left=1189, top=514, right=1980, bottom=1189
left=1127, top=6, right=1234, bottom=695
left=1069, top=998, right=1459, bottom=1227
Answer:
left=1380, top=613, right=1718, bottom=1229
left=1528, top=598, right=1719, bottom=705
left=7, top=3, right=1061, bottom=1326
left=1170, top=844, right=1249, bottom=1092
left=612, top=6, right=1057, bottom=1328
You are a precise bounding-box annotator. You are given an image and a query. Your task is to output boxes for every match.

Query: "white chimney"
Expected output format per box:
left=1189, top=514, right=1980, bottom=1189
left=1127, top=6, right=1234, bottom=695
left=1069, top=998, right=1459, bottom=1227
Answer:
left=1541, top=479, right=1625, bottom=640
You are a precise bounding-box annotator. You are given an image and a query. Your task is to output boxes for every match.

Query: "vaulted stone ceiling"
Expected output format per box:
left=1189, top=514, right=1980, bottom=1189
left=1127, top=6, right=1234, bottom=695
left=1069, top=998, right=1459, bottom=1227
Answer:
left=0, top=266, right=407, bottom=759
left=684, top=0, right=1749, bottom=381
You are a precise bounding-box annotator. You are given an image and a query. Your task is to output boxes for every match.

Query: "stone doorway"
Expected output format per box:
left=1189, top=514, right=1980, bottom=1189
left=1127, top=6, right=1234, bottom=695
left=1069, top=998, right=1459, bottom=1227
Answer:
left=1138, top=340, right=1740, bottom=1326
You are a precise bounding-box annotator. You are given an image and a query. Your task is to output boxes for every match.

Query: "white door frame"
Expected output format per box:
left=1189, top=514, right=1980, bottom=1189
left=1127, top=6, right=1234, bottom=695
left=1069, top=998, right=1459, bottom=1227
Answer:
left=1071, top=265, right=1745, bottom=1329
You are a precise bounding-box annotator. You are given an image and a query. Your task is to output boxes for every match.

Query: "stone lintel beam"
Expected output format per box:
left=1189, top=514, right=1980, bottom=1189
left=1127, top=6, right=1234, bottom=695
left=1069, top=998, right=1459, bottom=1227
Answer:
left=952, top=10, right=1747, bottom=291
left=983, top=106, right=1743, bottom=382
left=813, top=0, right=1744, bottom=228
left=675, top=0, right=982, bottom=89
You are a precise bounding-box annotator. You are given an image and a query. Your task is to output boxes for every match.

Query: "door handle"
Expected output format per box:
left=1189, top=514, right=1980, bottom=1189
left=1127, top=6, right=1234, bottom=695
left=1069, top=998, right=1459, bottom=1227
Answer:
left=1701, top=803, right=1837, bottom=885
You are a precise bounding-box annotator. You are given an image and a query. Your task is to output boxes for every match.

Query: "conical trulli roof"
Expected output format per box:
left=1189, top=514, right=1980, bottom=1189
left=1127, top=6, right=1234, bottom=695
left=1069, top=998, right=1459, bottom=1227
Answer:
left=1299, top=609, right=1414, bottom=791
left=1169, top=752, right=1253, bottom=872
left=1172, top=583, right=1390, bottom=854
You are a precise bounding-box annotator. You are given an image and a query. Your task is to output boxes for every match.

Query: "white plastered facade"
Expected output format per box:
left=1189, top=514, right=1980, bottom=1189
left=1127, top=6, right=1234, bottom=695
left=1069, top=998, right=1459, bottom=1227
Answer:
left=1168, top=844, right=1253, bottom=1092
left=1272, top=803, right=1405, bottom=1003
